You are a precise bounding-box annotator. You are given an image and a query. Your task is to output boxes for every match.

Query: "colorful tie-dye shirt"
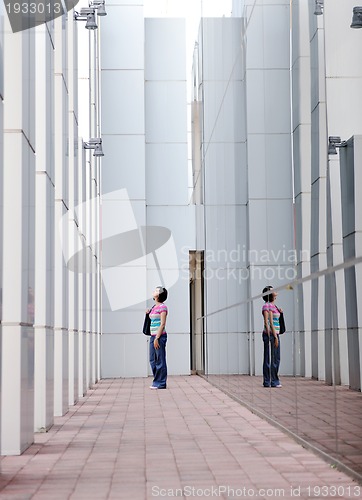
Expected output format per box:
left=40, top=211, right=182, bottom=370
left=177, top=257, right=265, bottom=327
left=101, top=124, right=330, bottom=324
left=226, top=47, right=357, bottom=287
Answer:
left=262, top=302, right=280, bottom=334
left=150, top=303, right=168, bottom=336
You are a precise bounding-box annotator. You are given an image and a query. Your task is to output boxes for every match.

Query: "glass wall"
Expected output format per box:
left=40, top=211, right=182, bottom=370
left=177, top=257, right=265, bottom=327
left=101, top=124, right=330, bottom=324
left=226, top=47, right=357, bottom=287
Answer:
left=202, top=270, right=362, bottom=479
left=190, top=0, right=362, bottom=481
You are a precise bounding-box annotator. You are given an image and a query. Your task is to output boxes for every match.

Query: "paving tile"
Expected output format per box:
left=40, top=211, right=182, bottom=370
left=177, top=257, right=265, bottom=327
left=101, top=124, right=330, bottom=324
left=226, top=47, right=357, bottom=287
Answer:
left=0, top=376, right=360, bottom=500
left=208, top=374, right=362, bottom=478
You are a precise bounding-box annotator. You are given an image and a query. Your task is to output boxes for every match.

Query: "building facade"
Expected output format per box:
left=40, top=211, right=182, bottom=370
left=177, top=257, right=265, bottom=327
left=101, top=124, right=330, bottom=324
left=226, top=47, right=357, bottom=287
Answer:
left=99, top=4, right=193, bottom=378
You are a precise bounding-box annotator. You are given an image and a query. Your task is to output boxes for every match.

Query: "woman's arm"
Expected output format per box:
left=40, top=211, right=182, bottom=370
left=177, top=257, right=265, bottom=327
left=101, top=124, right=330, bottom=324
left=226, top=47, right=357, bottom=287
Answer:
left=262, top=309, right=270, bottom=334
left=269, top=309, right=279, bottom=347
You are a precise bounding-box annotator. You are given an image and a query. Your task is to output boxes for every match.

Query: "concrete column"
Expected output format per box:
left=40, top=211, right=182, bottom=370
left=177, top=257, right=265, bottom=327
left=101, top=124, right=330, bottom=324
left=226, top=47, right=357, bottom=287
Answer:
left=53, top=15, right=69, bottom=417
left=34, top=24, right=55, bottom=431
left=67, top=20, right=79, bottom=406
left=1, top=19, right=36, bottom=454
left=78, top=144, right=87, bottom=398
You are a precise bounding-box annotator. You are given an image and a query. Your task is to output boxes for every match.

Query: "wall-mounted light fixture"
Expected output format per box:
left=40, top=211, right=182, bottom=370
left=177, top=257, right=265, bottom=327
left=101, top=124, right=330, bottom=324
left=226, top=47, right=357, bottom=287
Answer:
left=351, top=6, right=362, bottom=28
left=328, top=136, right=347, bottom=155
left=90, top=0, right=107, bottom=16
left=74, top=8, right=98, bottom=29
left=314, top=0, right=324, bottom=15
left=84, top=138, right=104, bottom=157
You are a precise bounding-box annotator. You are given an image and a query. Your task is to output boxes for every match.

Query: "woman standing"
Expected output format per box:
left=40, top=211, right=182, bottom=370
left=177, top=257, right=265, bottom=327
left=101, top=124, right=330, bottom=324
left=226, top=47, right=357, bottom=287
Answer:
left=149, top=286, right=168, bottom=390
left=262, top=285, right=282, bottom=388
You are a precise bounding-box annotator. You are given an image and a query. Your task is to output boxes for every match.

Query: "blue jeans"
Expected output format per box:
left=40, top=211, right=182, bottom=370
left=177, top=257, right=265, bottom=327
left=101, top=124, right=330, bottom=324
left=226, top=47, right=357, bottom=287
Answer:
left=262, top=333, right=280, bottom=387
left=149, top=335, right=167, bottom=388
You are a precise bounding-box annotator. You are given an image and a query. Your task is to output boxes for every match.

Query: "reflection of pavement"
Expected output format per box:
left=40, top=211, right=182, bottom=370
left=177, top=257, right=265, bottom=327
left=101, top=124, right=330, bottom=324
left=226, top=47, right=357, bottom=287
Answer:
left=207, top=374, right=362, bottom=480
left=0, top=376, right=359, bottom=498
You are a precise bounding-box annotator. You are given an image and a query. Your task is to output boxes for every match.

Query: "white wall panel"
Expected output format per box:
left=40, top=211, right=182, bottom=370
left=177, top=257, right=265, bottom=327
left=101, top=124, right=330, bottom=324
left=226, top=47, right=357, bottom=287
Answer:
left=325, top=1, right=362, bottom=79
left=245, top=6, right=264, bottom=69
left=123, top=335, right=150, bottom=377
left=166, top=334, right=190, bottom=375
left=101, top=334, right=149, bottom=378
left=248, top=134, right=292, bottom=199
left=146, top=205, right=195, bottom=267
left=203, top=80, right=245, bottom=144
left=101, top=71, right=145, bottom=135
left=145, top=19, right=186, bottom=81
left=101, top=334, right=125, bottom=377
left=102, top=307, right=146, bottom=334
left=326, top=79, right=362, bottom=139
left=247, top=69, right=290, bottom=134
left=201, top=18, right=243, bottom=82
left=23, top=33, right=36, bottom=151
left=145, top=82, right=187, bottom=143
left=102, top=6, right=144, bottom=70
left=146, top=144, right=188, bottom=205
left=310, top=32, right=326, bottom=112
left=293, top=125, right=311, bottom=196
left=292, top=57, right=311, bottom=130
left=247, top=136, right=267, bottom=199
left=247, top=5, right=290, bottom=70
left=102, top=135, right=146, bottom=199
left=311, top=103, right=327, bottom=184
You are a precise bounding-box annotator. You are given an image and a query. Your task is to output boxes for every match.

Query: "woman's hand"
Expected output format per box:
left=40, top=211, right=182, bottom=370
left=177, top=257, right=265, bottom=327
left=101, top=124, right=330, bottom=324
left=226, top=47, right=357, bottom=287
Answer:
left=274, top=336, right=279, bottom=348
left=154, top=338, right=160, bottom=350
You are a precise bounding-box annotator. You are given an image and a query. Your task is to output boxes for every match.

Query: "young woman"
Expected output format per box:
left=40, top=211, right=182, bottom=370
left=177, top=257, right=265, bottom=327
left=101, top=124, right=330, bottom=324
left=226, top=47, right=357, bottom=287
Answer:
left=148, top=286, right=168, bottom=389
left=262, top=285, right=282, bottom=388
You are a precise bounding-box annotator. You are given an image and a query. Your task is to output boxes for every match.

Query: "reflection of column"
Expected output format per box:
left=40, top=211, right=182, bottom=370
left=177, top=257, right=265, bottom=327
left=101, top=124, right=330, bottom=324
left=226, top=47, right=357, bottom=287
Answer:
left=1, top=20, right=35, bottom=454
left=309, top=8, right=327, bottom=382
left=244, top=3, right=293, bottom=377
left=340, top=136, right=362, bottom=391
left=323, top=1, right=362, bottom=387
left=34, top=24, right=55, bottom=431
left=291, top=0, right=312, bottom=377
left=54, top=15, right=69, bottom=417
left=355, top=138, right=362, bottom=391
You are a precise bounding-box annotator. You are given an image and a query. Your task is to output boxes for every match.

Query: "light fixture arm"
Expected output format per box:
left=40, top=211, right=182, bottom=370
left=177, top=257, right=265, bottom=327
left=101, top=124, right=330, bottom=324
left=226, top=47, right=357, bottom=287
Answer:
left=314, top=0, right=324, bottom=15
left=74, top=7, right=98, bottom=29
left=83, top=138, right=104, bottom=157
left=328, top=136, right=347, bottom=155
left=89, top=0, right=107, bottom=15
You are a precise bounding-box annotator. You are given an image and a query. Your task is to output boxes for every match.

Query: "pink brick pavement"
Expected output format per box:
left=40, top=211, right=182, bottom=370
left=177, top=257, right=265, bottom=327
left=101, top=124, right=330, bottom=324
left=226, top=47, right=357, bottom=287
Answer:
left=0, top=376, right=360, bottom=499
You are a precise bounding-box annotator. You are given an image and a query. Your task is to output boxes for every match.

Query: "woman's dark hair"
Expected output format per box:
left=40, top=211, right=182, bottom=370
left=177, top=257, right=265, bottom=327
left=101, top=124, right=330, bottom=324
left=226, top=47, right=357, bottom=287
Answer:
left=157, top=286, right=168, bottom=303
left=262, top=285, right=273, bottom=303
